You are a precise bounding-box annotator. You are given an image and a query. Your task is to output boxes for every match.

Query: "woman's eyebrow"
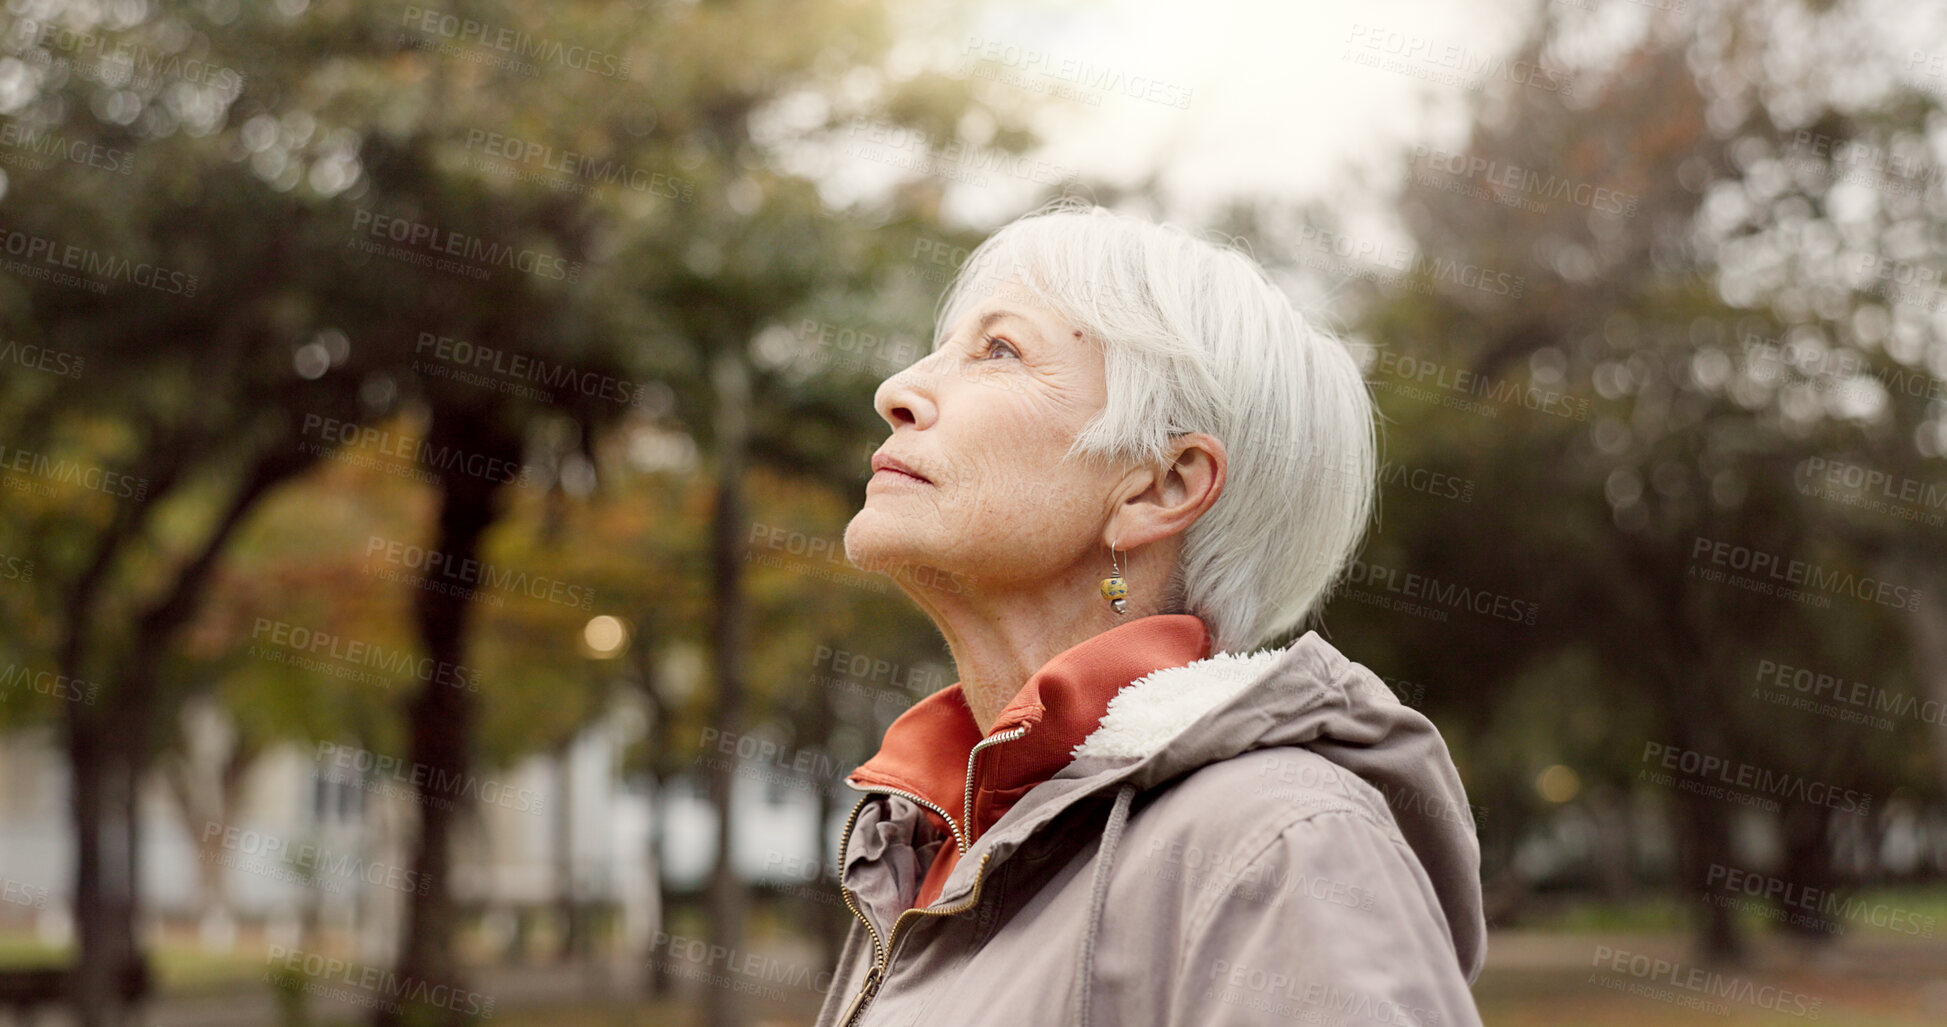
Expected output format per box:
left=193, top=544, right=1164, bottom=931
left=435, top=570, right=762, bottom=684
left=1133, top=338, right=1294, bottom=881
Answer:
left=975, top=309, right=1042, bottom=342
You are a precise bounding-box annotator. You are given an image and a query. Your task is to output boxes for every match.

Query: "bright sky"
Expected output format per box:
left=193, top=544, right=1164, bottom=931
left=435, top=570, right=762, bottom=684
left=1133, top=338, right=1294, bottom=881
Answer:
left=914, top=0, right=1535, bottom=225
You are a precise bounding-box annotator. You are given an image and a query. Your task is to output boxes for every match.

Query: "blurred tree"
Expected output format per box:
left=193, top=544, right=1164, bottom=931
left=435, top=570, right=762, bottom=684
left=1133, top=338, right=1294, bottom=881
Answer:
left=1304, top=0, right=1944, bottom=961
left=1, top=2, right=1040, bottom=1026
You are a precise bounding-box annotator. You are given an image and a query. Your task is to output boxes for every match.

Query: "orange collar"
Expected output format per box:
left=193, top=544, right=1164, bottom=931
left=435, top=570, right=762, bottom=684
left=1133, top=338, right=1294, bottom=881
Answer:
left=849, top=614, right=1211, bottom=847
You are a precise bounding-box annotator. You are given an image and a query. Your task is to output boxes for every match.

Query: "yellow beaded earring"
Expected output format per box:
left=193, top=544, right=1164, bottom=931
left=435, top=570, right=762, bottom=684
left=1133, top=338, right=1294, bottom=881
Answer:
left=1099, top=543, right=1129, bottom=615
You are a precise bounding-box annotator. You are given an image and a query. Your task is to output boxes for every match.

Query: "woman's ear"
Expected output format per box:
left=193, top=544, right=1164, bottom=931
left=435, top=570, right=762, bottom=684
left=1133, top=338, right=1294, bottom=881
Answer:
left=1108, top=433, right=1226, bottom=550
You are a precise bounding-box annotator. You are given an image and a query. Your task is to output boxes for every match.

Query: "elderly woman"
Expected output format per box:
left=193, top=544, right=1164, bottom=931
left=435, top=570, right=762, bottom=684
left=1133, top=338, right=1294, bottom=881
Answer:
left=819, top=204, right=1485, bottom=1027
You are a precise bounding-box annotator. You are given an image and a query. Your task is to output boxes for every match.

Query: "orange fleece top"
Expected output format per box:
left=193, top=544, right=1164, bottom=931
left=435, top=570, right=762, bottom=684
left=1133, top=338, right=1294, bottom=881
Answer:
left=849, top=614, right=1212, bottom=909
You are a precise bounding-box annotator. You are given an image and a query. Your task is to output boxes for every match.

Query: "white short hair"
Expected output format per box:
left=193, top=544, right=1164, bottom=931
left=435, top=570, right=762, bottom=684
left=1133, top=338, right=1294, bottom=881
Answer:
left=936, top=202, right=1377, bottom=654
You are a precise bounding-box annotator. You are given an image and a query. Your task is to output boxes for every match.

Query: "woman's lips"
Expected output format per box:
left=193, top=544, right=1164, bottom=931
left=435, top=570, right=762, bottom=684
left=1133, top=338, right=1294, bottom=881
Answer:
left=870, top=453, right=933, bottom=483
left=871, top=467, right=930, bottom=485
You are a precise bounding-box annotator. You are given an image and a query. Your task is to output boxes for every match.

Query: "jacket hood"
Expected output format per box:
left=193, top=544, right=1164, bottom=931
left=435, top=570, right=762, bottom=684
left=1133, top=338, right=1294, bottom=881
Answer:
left=895, top=628, right=1486, bottom=983
left=1068, top=629, right=1486, bottom=979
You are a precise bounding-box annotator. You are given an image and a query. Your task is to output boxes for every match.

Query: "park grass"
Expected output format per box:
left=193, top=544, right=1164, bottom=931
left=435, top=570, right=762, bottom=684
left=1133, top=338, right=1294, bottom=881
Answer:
left=304, top=927, right=1946, bottom=1027
left=0, top=933, right=273, bottom=993
left=9, top=896, right=1946, bottom=1026
left=1514, top=884, right=1947, bottom=932
left=0, top=936, right=65, bottom=967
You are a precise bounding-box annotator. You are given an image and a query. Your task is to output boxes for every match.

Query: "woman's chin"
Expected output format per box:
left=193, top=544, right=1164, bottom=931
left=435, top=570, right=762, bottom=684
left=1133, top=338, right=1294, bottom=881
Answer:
left=842, top=515, right=930, bottom=574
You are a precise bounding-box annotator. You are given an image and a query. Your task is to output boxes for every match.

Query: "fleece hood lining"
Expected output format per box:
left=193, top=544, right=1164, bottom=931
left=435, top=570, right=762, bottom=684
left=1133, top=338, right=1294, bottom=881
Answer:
left=1071, top=647, right=1292, bottom=760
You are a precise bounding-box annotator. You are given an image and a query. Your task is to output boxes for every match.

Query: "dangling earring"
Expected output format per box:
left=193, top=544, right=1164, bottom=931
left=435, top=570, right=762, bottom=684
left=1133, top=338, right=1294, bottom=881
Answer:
left=1099, top=543, right=1129, bottom=615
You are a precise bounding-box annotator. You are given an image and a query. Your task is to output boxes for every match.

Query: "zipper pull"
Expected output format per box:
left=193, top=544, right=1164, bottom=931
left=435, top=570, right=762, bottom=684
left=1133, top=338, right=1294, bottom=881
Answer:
left=839, top=965, right=883, bottom=1027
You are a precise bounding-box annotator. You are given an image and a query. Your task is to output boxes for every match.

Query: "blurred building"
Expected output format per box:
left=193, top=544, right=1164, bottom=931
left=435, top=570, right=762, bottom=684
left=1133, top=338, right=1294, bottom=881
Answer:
left=0, top=698, right=849, bottom=963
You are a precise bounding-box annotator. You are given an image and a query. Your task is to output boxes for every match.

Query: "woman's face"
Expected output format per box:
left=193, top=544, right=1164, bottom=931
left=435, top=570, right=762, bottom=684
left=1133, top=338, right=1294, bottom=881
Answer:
left=844, top=284, right=1126, bottom=600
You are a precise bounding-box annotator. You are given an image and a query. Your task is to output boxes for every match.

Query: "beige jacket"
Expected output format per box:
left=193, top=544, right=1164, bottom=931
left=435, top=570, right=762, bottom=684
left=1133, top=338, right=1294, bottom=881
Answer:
left=816, top=631, right=1487, bottom=1027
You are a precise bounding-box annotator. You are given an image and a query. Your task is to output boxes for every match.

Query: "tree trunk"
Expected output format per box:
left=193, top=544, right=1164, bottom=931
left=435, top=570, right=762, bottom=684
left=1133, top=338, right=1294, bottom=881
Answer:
left=555, top=739, right=581, bottom=962
left=808, top=640, right=846, bottom=973
left=1589, top=786, right=1635, bottom=902
left=65, top=446, right=300, bottom=1026
left=632, top=633, right=674, bottom=999
left=1892, top=552, right=1947, bottom=799
left=1776, top=802, right=1839, bottom=941
left=375, top=407, right=513, bottom=1027
left=1676, top=781, right=1743, bottom=962
left=67, top=715, right=138, bottom=1027
left=1665, top=653, right=1743, bottom=965
left=704, top=346, right=750, bottom=1027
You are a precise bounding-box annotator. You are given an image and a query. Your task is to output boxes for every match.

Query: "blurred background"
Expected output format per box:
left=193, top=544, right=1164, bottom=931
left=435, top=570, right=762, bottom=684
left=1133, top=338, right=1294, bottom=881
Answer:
left=1, top=0, right=1944, bottom=1024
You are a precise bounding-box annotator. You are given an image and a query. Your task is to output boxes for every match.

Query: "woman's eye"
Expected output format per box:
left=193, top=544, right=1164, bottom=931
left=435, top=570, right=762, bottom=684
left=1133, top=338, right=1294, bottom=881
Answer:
left=980, top=335, right=1019, bottom=359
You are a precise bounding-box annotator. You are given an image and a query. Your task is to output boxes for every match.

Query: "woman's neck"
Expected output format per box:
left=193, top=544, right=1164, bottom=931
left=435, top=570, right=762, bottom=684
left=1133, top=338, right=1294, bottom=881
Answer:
left=905, top=543, right=1180, bottom=733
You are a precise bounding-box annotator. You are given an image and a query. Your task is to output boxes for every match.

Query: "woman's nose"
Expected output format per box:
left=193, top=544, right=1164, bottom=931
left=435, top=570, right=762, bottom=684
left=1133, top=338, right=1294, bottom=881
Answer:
left=874, top=364, right=940, bottom=431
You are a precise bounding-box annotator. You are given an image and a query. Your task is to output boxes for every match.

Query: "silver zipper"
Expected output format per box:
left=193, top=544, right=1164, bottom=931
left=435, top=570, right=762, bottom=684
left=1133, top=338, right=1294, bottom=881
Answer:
left=845, top=779, right=969, bottom=853
left=832, top=725, right=1029, bottom=1025
left=961, top=726, right=1028, bottom=844
left=837, top=849, right=996, bottom=1027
